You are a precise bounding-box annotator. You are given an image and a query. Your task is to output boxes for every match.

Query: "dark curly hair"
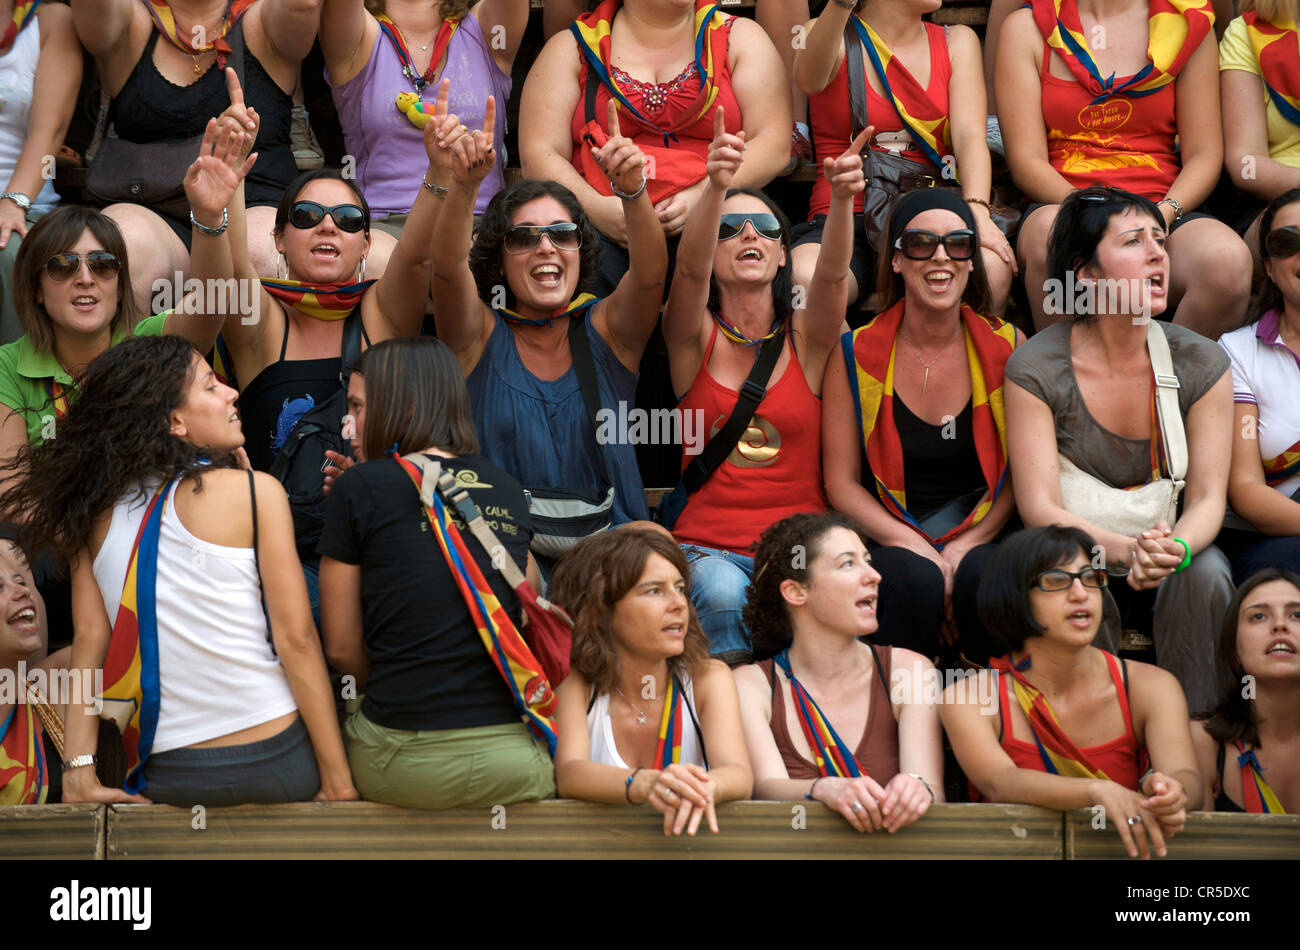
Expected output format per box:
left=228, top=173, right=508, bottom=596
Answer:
left=468, top=179, right=603, bottom=309
left=1199, top=567, right=1300, bottom=741
left=708, top=188, right=795, bottom=329
left=0, top=336, right=232, bottom=569
left=744, top=512, right=872, bottom=659
left=1247, top=187, right=1300, bottom=326
left=549, top=529, right=709, bottom=697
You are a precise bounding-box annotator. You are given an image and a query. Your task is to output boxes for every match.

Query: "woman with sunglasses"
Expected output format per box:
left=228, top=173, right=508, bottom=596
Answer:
left=789, top=0, right=1016, bottom=314
left=656, top=116, right=865, bottom=666
left=998, top=0, right=1251, bottom=337
left=1216, top=190, right=1300, bottom=581
left=0, top=118, right=252, bottom=467
left=1004, top=186, right=1234, bottom=714
left=733, top=512, right=942, bottom=833
left=1190, top=567, right=1300, bottom=813
left=0, top=334, right=356, bottom=807
left=942, top=525, right=1201, bottom=859
left=430, top=100, right=667, bottom=555
left=823, top=189, right=1022, bottom=664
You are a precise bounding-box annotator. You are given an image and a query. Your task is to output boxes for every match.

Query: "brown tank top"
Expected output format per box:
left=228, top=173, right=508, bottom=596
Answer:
left=759, top=645, right=901, bottom=781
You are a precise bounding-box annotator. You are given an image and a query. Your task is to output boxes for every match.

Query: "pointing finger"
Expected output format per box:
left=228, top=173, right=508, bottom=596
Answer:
left=713, top=103, right=725, bottom=141
left=225, top=66, right=244, bottom=107
left=480, top=95, right=496, bottom=152
left=435, top=77, right=450, bottom=118
left=847, top=124, right=873, bottom=156
left=607, top=98, right=622, bottom=140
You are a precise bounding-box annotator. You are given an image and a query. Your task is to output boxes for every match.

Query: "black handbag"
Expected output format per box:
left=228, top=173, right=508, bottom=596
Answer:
left=86, top=28, right=247, bottom=220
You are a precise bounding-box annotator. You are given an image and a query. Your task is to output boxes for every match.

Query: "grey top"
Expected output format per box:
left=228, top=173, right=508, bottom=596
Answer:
left=1004, top=321, right=1229, bottom=488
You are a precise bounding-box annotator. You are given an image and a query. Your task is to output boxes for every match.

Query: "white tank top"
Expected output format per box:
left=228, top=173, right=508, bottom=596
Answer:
left=0, top=20, right=60, bottom=215
left=92, top=480, right=299, bottom=754
left=587, top=674, right=706, bottom=768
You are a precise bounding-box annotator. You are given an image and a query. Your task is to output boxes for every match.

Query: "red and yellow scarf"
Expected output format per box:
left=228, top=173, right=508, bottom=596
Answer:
left=1030, top=0, right=1214, bottom=105
left=654, top=675, right=684, bottom=768
left=141, top=0, right=257, bottom=70
left=0, top=700, right=47, bottom=805
left=396, top=458, right=558, bottom=755
left=43, top=378, right=71, bottom=422
left=1261, top=439, right=1300, bottom=487
left=376, top=12, right=459, bottom=93
left=773, top=650, right=865, bottom=778
left=496, top=292, right=600, bottom=329
left=1243, top=13, right=1300, bottom=130
left=0, top=0, right=39, bottom=55
left=1236, top=740, right=1285, bottom=813
left=261, top=278, right=375, bottom=323
left=843, top=302, right=1016, bottom=547
left=100, top=479, right=174, bottom=795
left=570, top=0, right=728, bottom=142
left=848, top=15, right=953, bottom=173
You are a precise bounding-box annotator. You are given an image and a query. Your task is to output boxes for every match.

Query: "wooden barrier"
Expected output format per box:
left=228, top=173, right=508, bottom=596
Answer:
left=104, top=801, right=1060, bottom=860
left=1065, top=809, right=1300, bottom=860
left=0, top=804, right=105, bottom=860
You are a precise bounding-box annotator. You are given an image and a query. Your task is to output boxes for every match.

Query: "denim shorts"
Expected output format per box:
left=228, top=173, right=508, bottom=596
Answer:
left=681, top=543, right=756, bottom=666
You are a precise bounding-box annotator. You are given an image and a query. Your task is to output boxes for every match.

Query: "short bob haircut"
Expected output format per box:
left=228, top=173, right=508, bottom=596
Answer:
left=744, top=511, right=873, bottom=659
left=549, top=529, right=710, bottom=697
left=1246, top=187, right=1300, bottom=326
left=274, top=168, right=372, bottom=238
left=469, top=179, right=603, bottom=309
left=1199, top=566, right=1300, bottom=740
left=708, top=188, right=796, bottom=329
left=1045, top=186, right=1165, bottom=320
left=976, top=524, right=1100, bottom=653
left=12, top=205, right=145, bottom=352
left=875, top=194, right=993, bottom=314
left=355, top=337, right=479, bottom=463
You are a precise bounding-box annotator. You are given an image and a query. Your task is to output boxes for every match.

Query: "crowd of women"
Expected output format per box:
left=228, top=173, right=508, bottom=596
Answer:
left=0, top=0, right=1298, bottom=853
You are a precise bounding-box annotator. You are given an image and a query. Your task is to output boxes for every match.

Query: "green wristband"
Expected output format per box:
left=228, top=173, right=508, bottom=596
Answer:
left=1172, top=537, right=1191, bottom=573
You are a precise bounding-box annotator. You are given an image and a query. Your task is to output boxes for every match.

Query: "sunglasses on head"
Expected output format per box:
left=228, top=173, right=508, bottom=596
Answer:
left=1266, top=226, right=1300, bottom=259
left=718, top=212, right=783, bottom=241
left=1033, top=568, right=1108, bottom=592
left=288, top=201, right=367, bottom=233
left=504, top=222, right=582, bottom=254
left=893, top=228, right=976, bottom=260
left=43, top=251, right=120, bottom=282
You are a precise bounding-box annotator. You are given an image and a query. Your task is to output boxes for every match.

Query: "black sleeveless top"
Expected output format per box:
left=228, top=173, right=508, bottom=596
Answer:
left=109, top=20, right=296, bottom=206
left=237, top=311, right=371, bottom=474
left=1214, top=741, right=1247, bottom=813
left=888, top=396, right=984, bottom=520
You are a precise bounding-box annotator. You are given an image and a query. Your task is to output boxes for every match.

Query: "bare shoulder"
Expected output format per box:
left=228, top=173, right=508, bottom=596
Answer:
left=946, top=23, right=982, bottom=57
left=728, top=14, right=777, bottom=61
left=731, top=661, right=771, bottom=707
left=888, top=645, right=935, bottom=673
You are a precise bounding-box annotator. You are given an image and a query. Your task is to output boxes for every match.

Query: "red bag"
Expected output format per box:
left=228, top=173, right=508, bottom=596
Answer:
left=515, top=581, right=572, bottom=687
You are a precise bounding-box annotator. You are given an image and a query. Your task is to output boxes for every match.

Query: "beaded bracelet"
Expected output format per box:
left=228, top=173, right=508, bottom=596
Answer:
left=625, top=768, right=642, bottom=803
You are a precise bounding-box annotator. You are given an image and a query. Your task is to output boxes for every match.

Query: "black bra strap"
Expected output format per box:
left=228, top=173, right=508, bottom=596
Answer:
left=677, top=674, right=710, bottom=770
left=248, top=469, right=275, bottom=654
left=868, top=641, right=889, bottom=698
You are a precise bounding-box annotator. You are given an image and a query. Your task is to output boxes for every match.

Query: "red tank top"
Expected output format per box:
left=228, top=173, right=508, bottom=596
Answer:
left=570, top=18, right=742, bottom=206
left=997, top=651, right=1146, bottom=791
left=807, top=22, right=951, bottom=218
left=672, top=323, right=827, bottom=554
left=1039, top=41, right=1178, bottom=200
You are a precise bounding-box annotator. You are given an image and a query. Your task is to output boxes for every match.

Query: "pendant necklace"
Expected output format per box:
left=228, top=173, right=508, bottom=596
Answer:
left=615, top=687, right=648, bottom=726
left=901, top=321, right=960, bottom=396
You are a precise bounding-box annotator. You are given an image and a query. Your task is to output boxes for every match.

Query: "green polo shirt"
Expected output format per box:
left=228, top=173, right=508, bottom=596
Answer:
left=0, top=312, right=170, bottom=444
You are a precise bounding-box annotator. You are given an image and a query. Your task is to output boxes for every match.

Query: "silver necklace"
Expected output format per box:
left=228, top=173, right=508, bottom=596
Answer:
left=615, top=687, right=648, bottom=726
left=900, top=321, right=960, bottom=396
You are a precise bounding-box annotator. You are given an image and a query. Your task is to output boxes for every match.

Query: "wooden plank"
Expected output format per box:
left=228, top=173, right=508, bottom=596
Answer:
left=1065, top=809, right=1300, bottom=860
left=107, top=800, right=1061, bottom=860
left=0, top=804, right=105, bottom=861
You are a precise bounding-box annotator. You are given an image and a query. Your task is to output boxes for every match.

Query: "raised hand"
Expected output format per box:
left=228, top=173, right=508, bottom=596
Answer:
left=218, top=67, right=260, bottom=163
left=184, top=117, right=257, bottom=224
left=423, top=79, right=464, bottom=176
left=449, top=95, right=497, bottom=187
left=827, top=125, right=872, bottom=199
left=704, top=105, right=746, bottom=192
left=591, top=100, right=648, bottom=198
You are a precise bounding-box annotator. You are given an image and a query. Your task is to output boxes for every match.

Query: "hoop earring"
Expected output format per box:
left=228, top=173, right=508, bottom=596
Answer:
left=358, top=256, right=367, bottom=282
left=276, top=252, right=287, bottom=281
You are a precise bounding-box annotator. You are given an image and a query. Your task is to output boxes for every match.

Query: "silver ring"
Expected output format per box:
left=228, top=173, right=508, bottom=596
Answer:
left=851, top=802, right=863, bottom=812
left=1127, top=815, right=1142, bottom=827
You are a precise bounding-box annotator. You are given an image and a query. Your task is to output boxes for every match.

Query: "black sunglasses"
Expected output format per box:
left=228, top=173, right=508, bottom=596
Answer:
left=1266, top=226, right=1300, bottom=259
left=1033, top=568, right=1108, bottom=592
left=44, top=251, right=121, bottom=282
left=718, top=212, right=783, bottom=241
left=504, top=222, right=582, bottom=254
left=288, top=201, right=367, bottom=233
left=894, top=228, right=976, bottom=261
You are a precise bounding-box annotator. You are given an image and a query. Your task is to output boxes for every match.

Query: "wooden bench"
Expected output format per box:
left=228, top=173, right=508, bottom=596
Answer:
left=1064, top=808, right=1300, bottom=860
left=104, top=801, right=1061, bottom=860
left=0, top=803, right=106, bottom=860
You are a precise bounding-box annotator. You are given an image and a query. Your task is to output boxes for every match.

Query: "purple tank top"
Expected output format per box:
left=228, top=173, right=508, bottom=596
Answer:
left=327, top=14, right=510, bottom=217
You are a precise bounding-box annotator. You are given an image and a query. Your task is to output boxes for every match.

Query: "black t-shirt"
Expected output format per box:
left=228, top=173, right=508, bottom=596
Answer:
left=317, top=454, right=533, bottom=731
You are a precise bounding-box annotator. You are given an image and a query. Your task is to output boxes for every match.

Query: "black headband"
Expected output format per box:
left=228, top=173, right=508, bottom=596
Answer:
left=887, top=189, right=977, bottom=251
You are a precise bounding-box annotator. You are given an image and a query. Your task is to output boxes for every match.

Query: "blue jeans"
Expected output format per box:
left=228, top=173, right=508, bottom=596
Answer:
left=681, top=544, right=755, bottom=666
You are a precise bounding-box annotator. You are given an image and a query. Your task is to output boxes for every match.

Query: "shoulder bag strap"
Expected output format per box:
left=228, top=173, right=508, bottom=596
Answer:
left=248, top=468, right=276, bottom=652
left=676, top=674, right=710, bottom=770
left=844, top=25, right=869, bottom=138
left=567, top=313, right=613, bottom=485
left=681, top=327, right=785, bottom=496
left=339, top=308, right=364, bottom=384
left=1146, top=321, right=1188, bottom=482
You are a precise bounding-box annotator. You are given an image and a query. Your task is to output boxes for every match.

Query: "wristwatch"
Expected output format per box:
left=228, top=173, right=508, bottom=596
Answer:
left=63, top=754, right=97, bottom=771
left=1, top=192, right=31, bottom=212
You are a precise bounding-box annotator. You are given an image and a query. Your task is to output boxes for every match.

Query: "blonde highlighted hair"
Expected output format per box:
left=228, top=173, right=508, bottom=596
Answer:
left=1239, top=0, right=1300, bottom=23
